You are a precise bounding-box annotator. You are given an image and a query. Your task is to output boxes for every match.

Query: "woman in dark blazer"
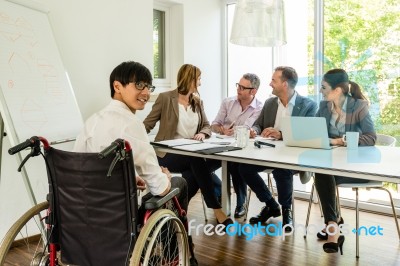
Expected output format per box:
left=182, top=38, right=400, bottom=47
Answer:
left=143, top=64, right=232, bottom=226
left=315, top=68, right=377, bottom=254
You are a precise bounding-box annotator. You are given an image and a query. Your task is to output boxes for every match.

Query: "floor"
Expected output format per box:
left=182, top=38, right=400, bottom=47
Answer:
left=187, top=191, right=400, bottom=266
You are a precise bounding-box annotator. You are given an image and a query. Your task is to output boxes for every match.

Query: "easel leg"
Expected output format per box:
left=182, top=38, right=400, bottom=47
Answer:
left=0, top=113, right=38, bottom=207
left=0, top=115, right=4, bottom=179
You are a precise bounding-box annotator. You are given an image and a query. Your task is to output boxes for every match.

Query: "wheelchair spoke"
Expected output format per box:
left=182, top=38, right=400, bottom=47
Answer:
left=0, top=202, right=49, bottom=266
left=131, top=209, right=189, bottom=266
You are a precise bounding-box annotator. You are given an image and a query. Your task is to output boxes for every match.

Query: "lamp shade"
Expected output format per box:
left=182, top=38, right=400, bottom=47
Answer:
left=230, top=0, right=287, bottom=47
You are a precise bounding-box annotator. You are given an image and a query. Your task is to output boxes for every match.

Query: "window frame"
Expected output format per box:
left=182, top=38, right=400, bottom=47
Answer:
left=153, top=3, right=171, bottom=89
left=223, top=0, right=400, bottom=216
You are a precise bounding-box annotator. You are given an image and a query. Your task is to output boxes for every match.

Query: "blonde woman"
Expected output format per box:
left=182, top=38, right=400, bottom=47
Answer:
left=143, top=64, right=233, bottom=227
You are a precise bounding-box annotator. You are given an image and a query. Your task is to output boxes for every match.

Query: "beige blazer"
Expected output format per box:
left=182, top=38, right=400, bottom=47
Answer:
left=143, top=89, right=212, bottom=157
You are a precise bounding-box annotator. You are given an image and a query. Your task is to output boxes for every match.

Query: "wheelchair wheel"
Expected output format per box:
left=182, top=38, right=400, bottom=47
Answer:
left=130, top=209, right=189, bottom=266
left=0, top=201, right=50, bottom=265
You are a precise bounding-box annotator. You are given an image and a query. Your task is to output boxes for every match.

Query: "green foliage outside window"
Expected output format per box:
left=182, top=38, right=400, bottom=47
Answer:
left=153, top=10, right=165, bottom=79
left=307, top=0, right=400, bottom=145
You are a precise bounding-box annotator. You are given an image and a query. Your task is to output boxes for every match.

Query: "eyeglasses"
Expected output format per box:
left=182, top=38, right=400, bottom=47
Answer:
left=236, top=83, right=254, bottom=91
left=131, top=82, right=156, bottom=93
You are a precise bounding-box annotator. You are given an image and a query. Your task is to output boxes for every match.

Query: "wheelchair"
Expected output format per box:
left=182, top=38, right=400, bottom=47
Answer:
left=0, top=136, right=191, bottom=265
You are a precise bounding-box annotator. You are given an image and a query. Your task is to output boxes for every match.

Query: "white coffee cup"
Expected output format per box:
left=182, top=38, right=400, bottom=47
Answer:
left=234, top=126, right=249, bottom=148
left=343, top=132, right=359, bottom=150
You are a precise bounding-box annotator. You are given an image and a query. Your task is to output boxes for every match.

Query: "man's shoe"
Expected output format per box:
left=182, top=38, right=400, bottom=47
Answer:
left=234, top=205, right=246, bottom=218
left=249, top=206, right=281, bottom=224
left=299, top=171, right=312, bottom=184
left=282, top=208, right=293, bottom=232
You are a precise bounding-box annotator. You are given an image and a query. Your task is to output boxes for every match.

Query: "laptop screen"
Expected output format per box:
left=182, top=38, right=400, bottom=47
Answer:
left=281, top=117, right=333, bottom=149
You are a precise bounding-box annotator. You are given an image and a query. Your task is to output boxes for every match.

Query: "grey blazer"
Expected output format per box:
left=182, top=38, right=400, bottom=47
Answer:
left=316, top=96, right=376, bottom=146
left=143, top=89, right=211, bottom=142
left=252, top=93, right=318, bottom=134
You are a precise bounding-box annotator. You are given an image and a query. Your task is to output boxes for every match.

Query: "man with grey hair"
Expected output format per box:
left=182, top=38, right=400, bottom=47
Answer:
left=207, top=73, right=264, bottom=218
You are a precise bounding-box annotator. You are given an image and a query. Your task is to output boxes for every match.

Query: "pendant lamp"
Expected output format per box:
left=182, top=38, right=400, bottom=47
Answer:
left=230, top=0, right=287, bottom=47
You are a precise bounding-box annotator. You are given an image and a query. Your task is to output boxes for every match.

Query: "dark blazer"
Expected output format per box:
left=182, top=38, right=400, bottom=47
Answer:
left=316, top=96, right=376, bottom=146
left=143, top=89, right=211, bottom=142
left=252, top=93, right=318, bottom=134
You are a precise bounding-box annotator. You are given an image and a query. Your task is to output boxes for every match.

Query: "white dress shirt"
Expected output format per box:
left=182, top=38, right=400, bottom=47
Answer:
left=274, top=91, right=298, bottom=130
left=73, top=100, right=169, bottom=196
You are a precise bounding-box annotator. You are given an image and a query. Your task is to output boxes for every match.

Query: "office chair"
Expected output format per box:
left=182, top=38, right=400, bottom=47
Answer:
left=304, top=133, right=400, bottom=258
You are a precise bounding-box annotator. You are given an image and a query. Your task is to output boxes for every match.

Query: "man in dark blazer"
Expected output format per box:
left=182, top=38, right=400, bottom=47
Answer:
left=240, top=66, right=317, bottom=232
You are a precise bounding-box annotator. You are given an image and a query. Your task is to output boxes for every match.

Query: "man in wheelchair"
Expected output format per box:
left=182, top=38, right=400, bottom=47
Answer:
left=73, top=61, right=197, bottom=265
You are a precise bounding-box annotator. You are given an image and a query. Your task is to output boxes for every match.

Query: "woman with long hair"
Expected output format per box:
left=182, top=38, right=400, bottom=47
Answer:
left=314, top=68, right=376, bottom=254
left=143, top=64, right=233, bottom=226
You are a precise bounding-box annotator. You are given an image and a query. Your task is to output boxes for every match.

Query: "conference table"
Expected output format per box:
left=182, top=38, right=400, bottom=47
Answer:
left=152, top=139, right=400, bottom=214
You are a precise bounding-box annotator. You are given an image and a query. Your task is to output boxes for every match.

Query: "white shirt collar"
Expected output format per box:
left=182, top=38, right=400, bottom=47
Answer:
left=277, top=91, right=297, bottom=107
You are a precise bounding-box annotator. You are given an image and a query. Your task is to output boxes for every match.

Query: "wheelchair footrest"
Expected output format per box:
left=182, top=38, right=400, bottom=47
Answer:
left=144, top=187, right=180, bottom=209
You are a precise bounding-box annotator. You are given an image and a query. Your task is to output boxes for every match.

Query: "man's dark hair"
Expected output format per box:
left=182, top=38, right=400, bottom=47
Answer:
left=323, top=68, right=366, bottom=100
left=109, top=61, right=153, bottom=98
left=275, top=66, right=298, bottom=89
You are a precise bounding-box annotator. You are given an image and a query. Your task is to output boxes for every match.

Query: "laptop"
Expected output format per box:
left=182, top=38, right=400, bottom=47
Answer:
left=280, top=116, right=335, bottom=149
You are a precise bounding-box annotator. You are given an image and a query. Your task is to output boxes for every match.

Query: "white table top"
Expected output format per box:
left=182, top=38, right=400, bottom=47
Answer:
left=218, top=140, right=400, bottom=182
left=152, top=138, right=400, bottom=214
left=153, top=139, right=400, bottom=183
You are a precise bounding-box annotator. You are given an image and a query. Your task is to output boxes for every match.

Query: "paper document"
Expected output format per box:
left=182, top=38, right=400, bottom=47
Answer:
left=251, top=136, right=276, bottom=142
left=151, top=138, right=201, bottom=147
left=203, top=137, right=235, bottom=145
left=216, top=134, right=234, bottom=139
left=174, top=143, right=223, bottom=151
left=173, top=143, right=242, bottom=154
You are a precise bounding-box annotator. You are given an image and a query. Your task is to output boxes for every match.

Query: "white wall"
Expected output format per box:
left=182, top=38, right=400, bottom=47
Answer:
left=181, top=0, right=223, bottom=120
left=0, top=0, right=223, bottom=240
left=43, top=0, right=223, bottom=121
left=43, top=0, right=154, bottom=120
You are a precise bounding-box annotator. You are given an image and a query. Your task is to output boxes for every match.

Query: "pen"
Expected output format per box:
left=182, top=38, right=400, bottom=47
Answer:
left=254, top=140, right=276, bottom=148
left=228, top=121, right=236, bottom=129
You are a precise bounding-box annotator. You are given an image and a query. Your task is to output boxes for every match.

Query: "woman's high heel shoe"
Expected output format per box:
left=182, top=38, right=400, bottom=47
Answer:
left=218, top=218, right=234, bottom=227
left=323, top=235, right=345, bottom=255
left=317, top=217, right=344, bottom=240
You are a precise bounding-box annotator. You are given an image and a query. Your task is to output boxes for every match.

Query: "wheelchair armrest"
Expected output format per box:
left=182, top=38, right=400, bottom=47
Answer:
left=144, top=187, right=180, bottom=210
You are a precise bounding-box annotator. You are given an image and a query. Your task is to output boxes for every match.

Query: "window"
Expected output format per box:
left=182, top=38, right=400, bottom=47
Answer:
left=226, top=1, right=313, bottom=103
left=153, top=1, right=175, bottom=90
left=225, top=0, right=400, bottom=214
left=321, top=0, right=400, bottom=211
left=153, top=9, right=166, bottom=79
left=226, top=0, right=314, bottom=200
left=226, top=4, right=272, bottom=103
left=152, top=1, right=182, bottom=90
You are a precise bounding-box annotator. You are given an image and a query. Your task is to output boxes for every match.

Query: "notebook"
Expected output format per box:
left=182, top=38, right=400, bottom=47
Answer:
left=151, top=139, right=242, bottom=154
left=280, top=116, right=335, bottom=149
